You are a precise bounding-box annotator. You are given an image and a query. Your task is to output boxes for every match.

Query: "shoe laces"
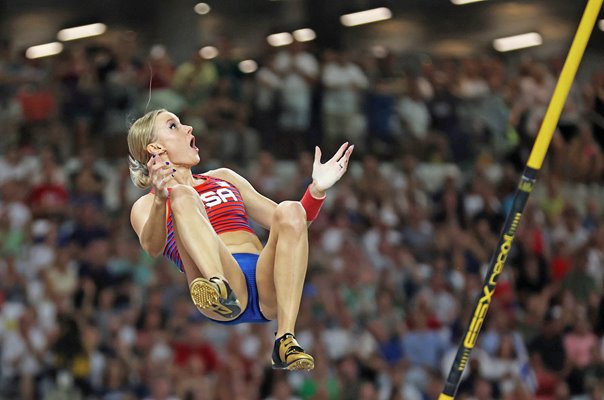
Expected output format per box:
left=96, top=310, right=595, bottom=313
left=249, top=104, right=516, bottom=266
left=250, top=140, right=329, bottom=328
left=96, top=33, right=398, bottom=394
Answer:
left=281, top=335, right=305, bottom=357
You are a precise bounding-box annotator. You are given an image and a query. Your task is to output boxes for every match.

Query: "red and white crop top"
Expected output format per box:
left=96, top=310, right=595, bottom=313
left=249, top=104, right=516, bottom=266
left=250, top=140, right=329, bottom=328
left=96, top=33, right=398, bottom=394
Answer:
left=163, top=174, right=255, bottom=270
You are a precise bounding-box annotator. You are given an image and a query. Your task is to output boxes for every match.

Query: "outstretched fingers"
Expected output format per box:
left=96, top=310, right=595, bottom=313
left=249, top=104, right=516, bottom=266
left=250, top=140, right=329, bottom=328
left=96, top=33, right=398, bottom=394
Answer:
left=329, top=142, right=349, bottom=163
left=336, top=144, right=354, bottom=173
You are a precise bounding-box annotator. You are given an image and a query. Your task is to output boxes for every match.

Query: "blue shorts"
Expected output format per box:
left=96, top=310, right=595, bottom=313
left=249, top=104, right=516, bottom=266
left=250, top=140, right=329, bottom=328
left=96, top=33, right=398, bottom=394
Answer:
left=211, top=253, right=270, bottom=325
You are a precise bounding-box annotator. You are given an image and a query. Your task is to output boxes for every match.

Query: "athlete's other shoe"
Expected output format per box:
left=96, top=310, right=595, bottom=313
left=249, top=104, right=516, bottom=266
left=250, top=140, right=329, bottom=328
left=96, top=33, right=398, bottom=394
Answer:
left=272, top=333, right=315, bottom=371
left=189, top=276, right=241, bottom=319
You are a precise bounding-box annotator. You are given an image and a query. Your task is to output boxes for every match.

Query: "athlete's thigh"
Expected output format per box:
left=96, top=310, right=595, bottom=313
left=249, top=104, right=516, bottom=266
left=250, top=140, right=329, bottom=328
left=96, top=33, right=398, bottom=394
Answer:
left=173, top=229, right=248, bottom=310
left=255, top=229, right=278, bottom=320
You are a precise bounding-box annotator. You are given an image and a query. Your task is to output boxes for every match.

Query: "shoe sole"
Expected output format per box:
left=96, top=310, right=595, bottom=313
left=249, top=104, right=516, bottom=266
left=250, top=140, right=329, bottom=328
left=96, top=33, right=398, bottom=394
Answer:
left=189, top=277, right=240, bottom=318
left=272, top=358, right=315, bottom=371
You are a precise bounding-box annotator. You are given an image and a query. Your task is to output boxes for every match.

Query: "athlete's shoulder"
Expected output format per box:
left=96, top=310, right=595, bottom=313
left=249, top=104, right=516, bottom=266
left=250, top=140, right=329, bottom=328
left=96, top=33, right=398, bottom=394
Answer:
left=205, top=168, right=247, bottom=184
left=130, top=193, right=157, bottom=232
left=131, top=192, right=155, bottom=213
left=205, top=168, right=256, bottom=193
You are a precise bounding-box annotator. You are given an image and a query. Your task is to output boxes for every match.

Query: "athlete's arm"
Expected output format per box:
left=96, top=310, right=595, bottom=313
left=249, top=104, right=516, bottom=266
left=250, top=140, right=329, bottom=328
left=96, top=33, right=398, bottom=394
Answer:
left=130, top=153, right=173, bottom=257
left=131, top=194, right=168, bottom=257
left=209, top=142, right=353, bottom=229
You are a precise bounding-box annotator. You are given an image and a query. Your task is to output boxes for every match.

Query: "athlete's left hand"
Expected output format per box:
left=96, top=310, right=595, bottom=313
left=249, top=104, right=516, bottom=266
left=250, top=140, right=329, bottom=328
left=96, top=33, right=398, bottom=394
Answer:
left=310, top=142, right=354, bottom=196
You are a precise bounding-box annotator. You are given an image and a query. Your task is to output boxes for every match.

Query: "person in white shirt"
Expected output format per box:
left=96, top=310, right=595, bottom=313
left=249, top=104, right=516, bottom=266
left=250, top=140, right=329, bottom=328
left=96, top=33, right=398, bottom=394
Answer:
left=0, top=145, right=36, bottom=185
left=1, top=308, right=49, bottom=400
left=397, top=77, right=431, bottom=142
left=274, top=42, right=319, bottom=153
left=321, top=50, right=368, bottom=152
left=253, top=54, right=283, bottom=152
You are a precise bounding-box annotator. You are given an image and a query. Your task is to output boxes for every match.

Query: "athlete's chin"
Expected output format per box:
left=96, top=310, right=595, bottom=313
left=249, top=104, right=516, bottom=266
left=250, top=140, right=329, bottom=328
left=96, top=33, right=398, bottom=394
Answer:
left=175, top=156, right=200, bottom=168
left=188, top=154, right=201, bottom=166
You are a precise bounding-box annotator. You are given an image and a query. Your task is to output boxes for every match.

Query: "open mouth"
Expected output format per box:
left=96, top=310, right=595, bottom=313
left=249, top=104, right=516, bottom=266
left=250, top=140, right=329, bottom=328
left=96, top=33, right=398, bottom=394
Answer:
left=190, top=136, right=198, bottom=150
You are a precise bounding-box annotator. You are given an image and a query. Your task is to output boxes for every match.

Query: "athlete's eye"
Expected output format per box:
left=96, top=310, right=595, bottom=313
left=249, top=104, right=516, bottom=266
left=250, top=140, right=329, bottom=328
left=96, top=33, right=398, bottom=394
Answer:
left=169, top=123, right=177, bottom=129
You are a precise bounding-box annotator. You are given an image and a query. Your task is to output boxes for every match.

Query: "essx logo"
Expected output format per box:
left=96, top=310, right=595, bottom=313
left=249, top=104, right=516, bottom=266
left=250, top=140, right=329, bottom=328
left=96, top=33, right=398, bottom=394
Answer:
left=463, top=234, right=514, bottom=350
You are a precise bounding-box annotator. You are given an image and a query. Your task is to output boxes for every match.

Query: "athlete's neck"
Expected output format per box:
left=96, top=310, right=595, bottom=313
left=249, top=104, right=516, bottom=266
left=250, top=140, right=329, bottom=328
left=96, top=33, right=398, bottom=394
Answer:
left=170, top=167, right=198, bottom=186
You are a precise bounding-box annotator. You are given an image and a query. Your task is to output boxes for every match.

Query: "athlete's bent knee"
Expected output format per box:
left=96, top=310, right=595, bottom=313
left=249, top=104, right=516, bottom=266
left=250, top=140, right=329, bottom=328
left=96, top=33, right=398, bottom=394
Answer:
left=273, top=201, right=306, bottom=234
left=169, top=184, right=199, bottom=212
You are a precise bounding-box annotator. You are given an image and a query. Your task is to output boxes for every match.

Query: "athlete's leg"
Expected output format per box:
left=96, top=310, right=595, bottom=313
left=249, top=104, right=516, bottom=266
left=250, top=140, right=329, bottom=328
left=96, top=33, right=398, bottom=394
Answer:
left=170, top=185, right=231, bottom=280
left=169, top=184, right=247, bottom=318
left=255, top=201, right=309, bottom=336
left=255, top=202, right=313, bottom=370
left=174, top=228, right=249, bottom=318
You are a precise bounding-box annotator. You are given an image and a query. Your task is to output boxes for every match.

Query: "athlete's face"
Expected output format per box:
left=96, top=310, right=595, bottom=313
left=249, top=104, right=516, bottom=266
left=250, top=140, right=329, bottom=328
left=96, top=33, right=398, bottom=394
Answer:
left=148, top=112, right=199, bottom=167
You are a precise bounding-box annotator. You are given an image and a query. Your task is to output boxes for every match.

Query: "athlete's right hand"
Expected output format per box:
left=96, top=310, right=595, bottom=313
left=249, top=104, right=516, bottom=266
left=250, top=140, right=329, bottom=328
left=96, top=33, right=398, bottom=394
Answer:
left=147, top=153, right=174, bottom=200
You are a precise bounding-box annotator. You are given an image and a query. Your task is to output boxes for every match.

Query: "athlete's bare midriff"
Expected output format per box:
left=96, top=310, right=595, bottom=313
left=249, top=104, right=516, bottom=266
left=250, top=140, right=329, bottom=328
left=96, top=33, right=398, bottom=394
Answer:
left=219, top=230, right=263, bottom=254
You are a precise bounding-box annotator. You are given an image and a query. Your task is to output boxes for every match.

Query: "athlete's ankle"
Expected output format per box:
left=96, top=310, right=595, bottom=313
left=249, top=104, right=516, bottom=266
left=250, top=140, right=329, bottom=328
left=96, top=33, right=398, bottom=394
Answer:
left=271, top=332, right=314, bottom=371
left=275, top=331, right=295, bottom=340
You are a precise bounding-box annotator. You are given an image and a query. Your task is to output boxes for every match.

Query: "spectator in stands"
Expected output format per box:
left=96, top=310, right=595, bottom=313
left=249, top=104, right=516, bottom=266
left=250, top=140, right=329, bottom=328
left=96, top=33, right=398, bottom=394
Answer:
left=274, top=42, right=319, bottom=155
left=172, top=49, right=218, bottom=109
left=321, top=50, right=368, bottom=153
left=253, top=53, right=282, bottom=149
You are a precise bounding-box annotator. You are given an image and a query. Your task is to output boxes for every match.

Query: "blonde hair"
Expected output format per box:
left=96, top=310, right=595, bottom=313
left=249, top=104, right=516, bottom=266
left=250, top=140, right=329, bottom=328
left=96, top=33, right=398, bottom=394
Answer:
left=127, top=109, right=166, bottom=188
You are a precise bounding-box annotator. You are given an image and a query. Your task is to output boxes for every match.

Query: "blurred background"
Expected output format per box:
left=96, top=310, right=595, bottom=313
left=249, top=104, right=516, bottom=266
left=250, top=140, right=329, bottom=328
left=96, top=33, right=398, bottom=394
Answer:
left=1, top=0, right=604, bottom=399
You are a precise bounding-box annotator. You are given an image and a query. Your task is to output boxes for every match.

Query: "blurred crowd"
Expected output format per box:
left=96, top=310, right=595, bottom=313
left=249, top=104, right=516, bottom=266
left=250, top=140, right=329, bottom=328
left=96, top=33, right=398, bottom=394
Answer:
left=2, top=31, right=604, bottom=400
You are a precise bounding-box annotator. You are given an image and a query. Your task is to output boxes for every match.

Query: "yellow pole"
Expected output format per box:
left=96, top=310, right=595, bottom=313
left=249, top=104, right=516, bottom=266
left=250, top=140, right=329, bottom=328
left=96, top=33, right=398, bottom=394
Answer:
left=527, top=0, right=603, bottom=170
left=439, top=0, right=603, bottom=399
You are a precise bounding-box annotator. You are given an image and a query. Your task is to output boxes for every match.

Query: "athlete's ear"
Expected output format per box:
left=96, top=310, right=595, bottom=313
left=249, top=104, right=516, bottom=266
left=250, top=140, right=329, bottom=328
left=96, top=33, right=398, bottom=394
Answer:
left=147, top=143, right=165, bottom=156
